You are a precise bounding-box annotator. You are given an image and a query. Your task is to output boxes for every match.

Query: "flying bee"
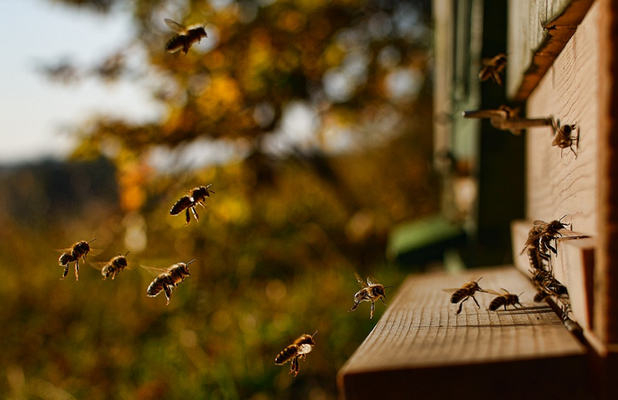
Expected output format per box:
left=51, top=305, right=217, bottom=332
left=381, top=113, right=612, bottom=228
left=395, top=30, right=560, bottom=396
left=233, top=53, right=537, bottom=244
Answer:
left=486, top=288, right=523, bottom=311
left=170, top=184, right=215, bottom=224
left=144, top=260, right=194, bottom=305
left=349, top=273, right=392, bottom=319
left=275, top=331, right=317, bottom=377
left=93, top=252, right=130, bottom=280
left=164, top=19, right=207, bottom=56
left=479, top=53, right=507, bottom=85
left=445, top=277, right=485, bottom=315
left=551, top=118, right=579, bottom=158
left=57, top=239, right=96, bottom=281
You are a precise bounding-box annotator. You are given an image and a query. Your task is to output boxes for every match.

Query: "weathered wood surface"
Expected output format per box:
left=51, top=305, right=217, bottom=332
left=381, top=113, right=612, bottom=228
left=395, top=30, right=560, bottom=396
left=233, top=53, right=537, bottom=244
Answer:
left=525, top=1, right=599, bottom=237
left=507, top=0, right=595, bottom=101
left=337, top=267, right=589, bottom=399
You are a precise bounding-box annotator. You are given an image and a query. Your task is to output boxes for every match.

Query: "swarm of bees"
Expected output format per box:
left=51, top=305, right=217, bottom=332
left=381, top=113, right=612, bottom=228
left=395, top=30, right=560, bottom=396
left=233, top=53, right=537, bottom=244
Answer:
left=519, top=217, right=574, bottom=312
left=275, top=331, right=317, bottom=377
left=349, top=274, right=391, bottom=319
left=170, top=184, right=215, bottom=224
left=479, top=53, right=507, bottom=85
left=164, top=19, right=207, bottom=56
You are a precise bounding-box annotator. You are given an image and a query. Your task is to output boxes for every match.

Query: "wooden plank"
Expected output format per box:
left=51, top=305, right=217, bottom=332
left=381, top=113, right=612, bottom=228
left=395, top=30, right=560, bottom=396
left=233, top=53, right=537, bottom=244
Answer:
left=597, top=0, right=618, bottom=348
left=337, top=267, right=589, bottom=400
left=525, top=1, right=599, bottom=237
left=507, top=0, right=595, bottom=102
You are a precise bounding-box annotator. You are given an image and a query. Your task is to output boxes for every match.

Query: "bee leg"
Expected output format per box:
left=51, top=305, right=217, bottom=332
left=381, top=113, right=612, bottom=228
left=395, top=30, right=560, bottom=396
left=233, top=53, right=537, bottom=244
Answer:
left=164, top=286, right=173, bottom=305
left=379, top=297, right=388, bottom=306
left=349, top=302, right=359, bottom=312
left=185, top=208, right=191, bottom=224
left=456, top=298, right=468, bottom=315
left=291, top=357, right=300, bottom=377
left=61, top=264, right=69, bottom=280
left=472, top=295, right=480, bottom=309
left=191, top=206, right=200, bottom=222
left=370, top=301, right=375, bottom=319
left=75, top=260, right=79, bottom=281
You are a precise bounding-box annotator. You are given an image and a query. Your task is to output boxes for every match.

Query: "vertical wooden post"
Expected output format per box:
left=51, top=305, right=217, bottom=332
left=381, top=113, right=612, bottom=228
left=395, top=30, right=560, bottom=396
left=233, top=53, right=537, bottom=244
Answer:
left=598, top=0, right=618, bottom=347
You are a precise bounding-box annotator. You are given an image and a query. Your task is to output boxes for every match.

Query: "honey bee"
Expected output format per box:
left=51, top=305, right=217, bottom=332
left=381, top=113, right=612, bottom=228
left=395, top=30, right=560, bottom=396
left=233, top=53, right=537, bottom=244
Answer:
left=530, top=268, right=568, bottom=302
left=479, top=53, right=507, bottom=85
left=349, top=273, right=392, bottom=319
left=95, top=252, right=130, bottom=280
left=551, top=118, right=579, bottom=158
left=275, top=331, right=317, bottom=377
left=519, top=216, right=570, bottom=262
left=447, top=277, right=484, bottom=315
left=164, top=19, right=207, bottom=56
left=170, top=185, right=215, bottom=224
left=57, top=239, right=96, bottom=281
left=144, top=260, right=194, bottom=305
left=486, top=289, right=523, bottom=311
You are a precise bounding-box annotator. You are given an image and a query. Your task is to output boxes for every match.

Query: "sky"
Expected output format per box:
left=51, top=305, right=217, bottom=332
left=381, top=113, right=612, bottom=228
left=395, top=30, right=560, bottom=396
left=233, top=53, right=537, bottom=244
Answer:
left=0, top=0, right=160, bottom=165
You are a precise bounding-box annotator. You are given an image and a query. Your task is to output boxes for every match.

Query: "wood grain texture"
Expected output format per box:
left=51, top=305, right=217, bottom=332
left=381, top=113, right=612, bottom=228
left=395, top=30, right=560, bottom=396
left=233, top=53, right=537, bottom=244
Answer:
left=337, top=267, right=589, bottom=399
left=525, top=1, right=599, bottom=237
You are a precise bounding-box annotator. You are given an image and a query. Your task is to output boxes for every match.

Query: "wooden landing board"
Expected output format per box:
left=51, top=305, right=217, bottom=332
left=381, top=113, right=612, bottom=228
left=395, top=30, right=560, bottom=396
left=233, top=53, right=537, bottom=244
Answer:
left=337, top=267, right=590, bottom=399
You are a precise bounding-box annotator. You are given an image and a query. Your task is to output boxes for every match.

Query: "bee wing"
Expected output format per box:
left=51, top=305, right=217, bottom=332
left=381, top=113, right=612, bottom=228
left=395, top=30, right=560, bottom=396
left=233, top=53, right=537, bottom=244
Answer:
left=441, top=288, right=461, bottom=293
left=366, top=276, right=382, bottom=286
left=140, top=265, right=170, bottom=275
left=483, top=289, right=503, bottom=296
left=90, top=261, right=108, bottom=271
left=164, top=19, right=188, bottom=34
left=354, top=273, right=368, bottom=288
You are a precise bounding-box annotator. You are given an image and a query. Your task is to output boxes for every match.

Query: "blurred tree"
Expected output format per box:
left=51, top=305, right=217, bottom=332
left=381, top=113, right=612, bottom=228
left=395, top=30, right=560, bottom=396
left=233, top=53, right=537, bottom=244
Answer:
left=15, top=0, right=439, bottom=398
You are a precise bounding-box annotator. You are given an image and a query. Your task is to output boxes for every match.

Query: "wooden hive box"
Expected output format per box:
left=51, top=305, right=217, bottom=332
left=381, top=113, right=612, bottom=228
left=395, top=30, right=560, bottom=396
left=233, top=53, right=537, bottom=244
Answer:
left=338, top=1, right=618, bottom=398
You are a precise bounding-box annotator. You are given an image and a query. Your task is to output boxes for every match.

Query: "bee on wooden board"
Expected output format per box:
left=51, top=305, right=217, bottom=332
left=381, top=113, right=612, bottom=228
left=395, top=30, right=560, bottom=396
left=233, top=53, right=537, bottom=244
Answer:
left=144, top=260, right=194, bottom=305
left=519, top=216, right=570, bottom=261
left=486, top=288, right=523, bottom=311
left=57, top=239, right=96, bottom=281
left=164, top=19, right=207, bottom=56
left=551, top=118, right=579, bottom=158
left=349, top=273, right=392, bottom=319
left=479, top=53, right=507, bottom=85
left=275, top=331, right=317, bottom=377
left=92, top=252, right=130, bottom=280
left=445, top=277, right=485, bottom=315
left=170, top=184, right=215, bottom=225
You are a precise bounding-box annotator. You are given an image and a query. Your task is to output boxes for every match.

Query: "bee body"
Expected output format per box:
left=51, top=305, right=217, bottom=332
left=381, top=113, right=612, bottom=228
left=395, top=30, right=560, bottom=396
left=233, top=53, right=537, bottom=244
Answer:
left=449, top=278, right=484, bottom=314
left=164, top=19, right=207, bottom=56
left=145, top=261, right=193, bottom=305
left=170, top=185, right=214, bottom=224
left=479, top=54, right=507, bottom=85
left=275, top=332, right=317, bottom=377
left=551, top=119, right=579, bottom=157
left=488, top=289, right=522, bottom=311
left=57, top=239, right=95, bottom=281
left=349, top=274, right=390, bottom=319
left=101, top=253, right=129, bottom=280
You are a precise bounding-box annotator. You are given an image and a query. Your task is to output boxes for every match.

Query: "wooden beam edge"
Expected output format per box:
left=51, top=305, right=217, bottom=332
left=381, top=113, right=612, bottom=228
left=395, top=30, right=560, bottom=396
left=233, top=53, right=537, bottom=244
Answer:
left=510, top=0, right=595, bottom=104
